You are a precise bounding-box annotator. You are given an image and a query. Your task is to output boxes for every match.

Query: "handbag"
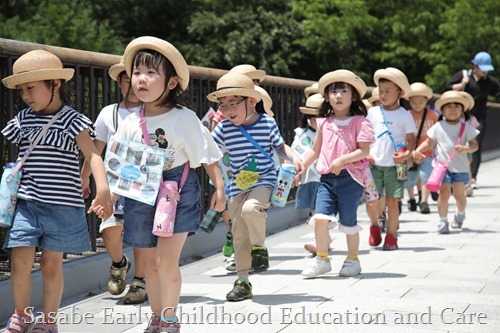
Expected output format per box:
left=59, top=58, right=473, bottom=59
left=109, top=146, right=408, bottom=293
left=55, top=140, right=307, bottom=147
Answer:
left=138, top=108, right=189, bottom=237
left=0, top=108, right=66, bottom=227
left=426, top=122, right=466, bottom=192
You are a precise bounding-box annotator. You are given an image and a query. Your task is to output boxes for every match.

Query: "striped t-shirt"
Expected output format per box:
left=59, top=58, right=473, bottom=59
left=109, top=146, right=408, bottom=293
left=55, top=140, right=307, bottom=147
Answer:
left=2, top=105, right=95, bottom=207
left=211, top=114, right=284, bottom=198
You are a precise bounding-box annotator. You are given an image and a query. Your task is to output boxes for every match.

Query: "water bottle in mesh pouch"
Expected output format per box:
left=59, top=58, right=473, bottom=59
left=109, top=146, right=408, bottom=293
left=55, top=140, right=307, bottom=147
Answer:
left=0, top=162, right=22, bottom=228
left=199, top=209, right=222, bottom=233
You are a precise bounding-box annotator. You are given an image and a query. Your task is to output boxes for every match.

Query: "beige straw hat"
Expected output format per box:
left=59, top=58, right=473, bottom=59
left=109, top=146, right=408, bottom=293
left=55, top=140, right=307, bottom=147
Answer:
left=373, top=67, right=411, bottom=98
left=299, top=93, right=324, bottom=115
left=2, top=50, right=74, bottom=89
left=304, top=82, right=319, bottom=98
left=108, top=56, right=125, bottom=81
left=229, top=64, right=266, bottom=83
left=255, top=85, right=274, bottom=117
left=368, top=87, right=380, bottom=104
left=318, top=69, right=367, bottom=98
left=407, top=82, right=433, bottom=99
left=435, top=90, right=470, bottom=111
left=207, top=72, right=262, bottom=103
left=122, top=36, right=190, bottom=91
left=459, top=91, right=475, bottom=111
left=362, top=99, right=372, bottom=109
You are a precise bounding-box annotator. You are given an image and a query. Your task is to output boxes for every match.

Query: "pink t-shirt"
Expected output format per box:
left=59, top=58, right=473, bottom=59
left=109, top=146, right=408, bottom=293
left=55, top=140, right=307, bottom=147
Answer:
left=316, top=115, right=375, bottom=174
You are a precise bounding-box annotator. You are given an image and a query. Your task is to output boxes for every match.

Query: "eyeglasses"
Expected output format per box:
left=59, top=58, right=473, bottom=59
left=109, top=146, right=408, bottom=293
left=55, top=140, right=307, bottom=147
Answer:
left=219, top=98, right=247, bottom=113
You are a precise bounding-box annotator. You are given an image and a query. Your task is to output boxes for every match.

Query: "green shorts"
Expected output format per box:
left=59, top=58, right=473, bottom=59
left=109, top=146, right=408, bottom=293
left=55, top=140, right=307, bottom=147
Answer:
left=370, top=165, right=405, bottom=199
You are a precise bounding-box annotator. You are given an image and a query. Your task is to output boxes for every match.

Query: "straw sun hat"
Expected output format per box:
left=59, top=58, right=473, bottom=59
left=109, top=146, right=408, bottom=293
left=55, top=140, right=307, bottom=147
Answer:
left=255, top=85, right=274, bottom=117
left=435, top=90, right=471, bottom=111
left=229, top=64, right=266, bottom=83
left=373, top=67, right=411, bottom=98
left=207, top=72, right=262, bottom=103
left=122, top=36, right=190, bottom=91
left=459, top=91, right=475, bottom=111
left=2, top=50, right=74, bottom=89
left=368, top=87, right=380, bottom=104
left=304, top=82, right=319, bottom=98
left=299, top=93, right=324, bottom=116
left=108, top=56, right=125, bottom=81
left=407, top=82, right=433, bottom=100
left=318, top=70, right=367, bottom=99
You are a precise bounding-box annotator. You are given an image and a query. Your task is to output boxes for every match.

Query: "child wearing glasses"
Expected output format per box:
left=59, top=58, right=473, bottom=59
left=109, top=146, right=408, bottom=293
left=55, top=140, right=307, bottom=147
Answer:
left=209, top=72, right=303, bottom=302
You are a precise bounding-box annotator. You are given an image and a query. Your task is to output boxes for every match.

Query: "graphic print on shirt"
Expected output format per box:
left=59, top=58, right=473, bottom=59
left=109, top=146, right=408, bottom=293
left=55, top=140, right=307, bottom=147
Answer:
left=235, top=156, right=260, bottom=190
left=142, top=127, right=175, bottom=171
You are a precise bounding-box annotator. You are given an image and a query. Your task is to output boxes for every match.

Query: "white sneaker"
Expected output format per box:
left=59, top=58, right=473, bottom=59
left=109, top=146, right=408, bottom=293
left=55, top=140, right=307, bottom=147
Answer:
left=471, top=178, right=478, bottom=189
left=301, top=257, right=331, bottom=278
left=465, top=184, right=473, bottom=197
left=339, top=258, right=361, bottom=277
left=225, top=254, right=236, bottom=272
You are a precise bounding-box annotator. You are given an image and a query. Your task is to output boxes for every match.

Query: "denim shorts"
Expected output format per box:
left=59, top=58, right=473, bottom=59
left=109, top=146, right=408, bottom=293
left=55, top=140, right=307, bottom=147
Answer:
left=405, top=157, right=433, bottom=189
left=4, top=199, right=91, bottom=253
left=295, top=181, right=320, bottom=210
left=123, top=164, right=202, bottom=248
left=443, top=171, right=469, bottom=184
left=370, top=165, right=405, bottom=199
left=315, top=170, right=363, bottom=228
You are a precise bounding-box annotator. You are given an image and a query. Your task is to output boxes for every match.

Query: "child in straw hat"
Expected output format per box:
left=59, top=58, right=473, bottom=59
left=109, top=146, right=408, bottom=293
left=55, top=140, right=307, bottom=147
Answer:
left=301, top=70, right=377, bottom=278
left=366, top=67, right=417, bottom=251
left=459, top=91, right=479, bottom=197
left=209, top=72, right=303, bottom=301
left=80, top=57, right=148, bottom=305
left=414, top=91, right=479, bottom=234
left=1, top=49, right=113, bottom=333
left=405, top=82, right=439, bottom=214
left=304, top=82, right=319, bottom=98
left=115, top=36, right=225, bottom=332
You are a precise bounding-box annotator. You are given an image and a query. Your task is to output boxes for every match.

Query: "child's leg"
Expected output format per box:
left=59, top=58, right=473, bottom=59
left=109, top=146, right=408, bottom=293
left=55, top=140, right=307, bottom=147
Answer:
left=39, top=250, right=64, bottom=319
left=346, top=233, right=360, bottom=257
left=314, top=219, right=330, bottom=255
left=228, top=194, right=252, bottom=277
left=140, top=248, right=160, bottom=313
left=10, top=247, right=36, bottom=315
left=101, top=224, right=123, bottom=263
left=437, top=183, right=452, bottom=219
left=385, top=197, right=400, bottom=235
left=156, top=233, right=188, bottom=319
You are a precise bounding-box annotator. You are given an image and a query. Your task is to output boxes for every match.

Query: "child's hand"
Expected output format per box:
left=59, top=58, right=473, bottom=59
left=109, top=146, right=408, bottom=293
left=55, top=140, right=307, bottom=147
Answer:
left=367, top=155, right=375, bottom=165
left=393, top=150, right=410, bottom=164
left=88, top=192, right=113, bottom=221
left=210, top=188, right=226, bottom=212
left=292, top=156, right=304, bottom=177
left=328, top=157, right=345, bottom=175
left=455, top=145, right=468, bottom=153
left=413, top=150, right=426, bottom=164
left=81, top=176, right=91, bottom=199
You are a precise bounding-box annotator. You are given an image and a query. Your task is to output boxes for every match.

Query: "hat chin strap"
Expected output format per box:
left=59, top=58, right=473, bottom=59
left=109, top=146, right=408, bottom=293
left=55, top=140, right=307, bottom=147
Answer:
left=243, top=102, right=256, bottom=121
left=42, top=80, right=56, bottom=111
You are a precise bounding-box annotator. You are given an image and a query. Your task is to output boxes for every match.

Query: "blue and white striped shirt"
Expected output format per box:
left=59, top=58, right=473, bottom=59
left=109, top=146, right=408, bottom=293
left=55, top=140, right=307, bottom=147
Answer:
left=2, top=105, right=95, bottom=207
left=211, top=114, right=284, bottom=198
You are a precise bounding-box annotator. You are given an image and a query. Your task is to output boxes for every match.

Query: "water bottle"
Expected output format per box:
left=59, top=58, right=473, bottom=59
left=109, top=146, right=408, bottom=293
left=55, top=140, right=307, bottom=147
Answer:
left=199, top=209, right=222, bottom=233
left=395, top=144, right=408, bottom=181
left=0, top=162, right=22, bottom=228
left=152, top=180, right=180, bottom=237
left=271, top=164, right=296, bottom=207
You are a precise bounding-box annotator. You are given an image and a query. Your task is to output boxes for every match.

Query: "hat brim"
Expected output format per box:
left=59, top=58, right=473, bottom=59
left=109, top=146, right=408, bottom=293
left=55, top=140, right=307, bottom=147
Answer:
left=299, top=107, right=320, bottom=115
left=367, top=95, right=379, bottom=104
left=2, top=68, right=74, bottom=89
left=318, top=71, right=367, bottom=98
left=244, top=70, right=266, bottom=83
left=435, top=96, right=470, bottom=112
left=374, top=70, right=411, bottom=98
left=207, top=88, right=262, bottom=103
left=407, top=89, right=433, bottom=100
left=109, top=64, right=125, bottom=81
left=477, top=64, right=494, bottom=72
left=304, top=86, right=319, bottom=98
left=123, top=37, right=190, bottom=91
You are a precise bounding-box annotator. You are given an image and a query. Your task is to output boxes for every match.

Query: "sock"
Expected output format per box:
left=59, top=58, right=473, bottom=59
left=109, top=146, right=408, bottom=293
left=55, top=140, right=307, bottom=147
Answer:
left=254, top=242, right=266, bottom=248
left=347, top=254, right=358, bottom=261
left=161, top=316, right=178, bottom=323
left=457, top=211, right=465, bottom=216
left=440, top=217, right=448, bottom=222
left=133, top=276, right=145, bottom=283
left=112, top=255, right=127, bottom=268
left=317, top=252, right=329, bottom=261
left=239, top=275, right=249, bottom=281
left=15, top=308, right=31, bottom=318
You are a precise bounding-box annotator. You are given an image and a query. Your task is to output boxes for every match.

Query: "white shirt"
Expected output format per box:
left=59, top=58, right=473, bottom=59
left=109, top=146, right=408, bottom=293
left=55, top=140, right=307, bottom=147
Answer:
left=94, top=103, right=140, bottom=143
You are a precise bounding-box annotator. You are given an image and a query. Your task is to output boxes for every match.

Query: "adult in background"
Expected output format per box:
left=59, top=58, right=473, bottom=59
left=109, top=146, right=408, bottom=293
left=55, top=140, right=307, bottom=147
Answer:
left=445, top=51, right=500, bottom=189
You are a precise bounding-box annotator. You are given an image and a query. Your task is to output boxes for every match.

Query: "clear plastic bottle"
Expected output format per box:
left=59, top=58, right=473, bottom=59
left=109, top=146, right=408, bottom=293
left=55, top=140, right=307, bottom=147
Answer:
left=271, top=164, right=296, bottom=207
left=0, top=162, right=22, bottom=227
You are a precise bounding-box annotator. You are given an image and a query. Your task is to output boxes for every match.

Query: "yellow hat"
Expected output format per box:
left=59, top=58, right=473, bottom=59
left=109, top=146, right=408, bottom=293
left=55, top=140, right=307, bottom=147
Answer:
left=299, top=93, right=324, bottom=115
left=229, top=64, right=266, bottom=83
left=407, top=82, right=433, bottom=100
left=318, top=70, right=367, bottom=98
left=2, top=50, right=74, bottom=89
left=207, top=72, right=262, bottom=103
left=373, top=67, right=411, bottom=98
left=435, top=90, right=470, bottom=111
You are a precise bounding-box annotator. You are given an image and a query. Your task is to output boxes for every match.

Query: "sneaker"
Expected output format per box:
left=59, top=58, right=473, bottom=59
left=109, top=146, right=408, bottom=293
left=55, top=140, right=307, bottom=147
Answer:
left=431, top=191, right=439, bottom=201
left=108, top=255, right=131, bottom=295
left=465, top=184, right=473, bottom=197
left=438, top=220, right=450, bottom=234
left=301, top=256, right=332, bottom=278
left=369, top=225, right=382, bottom=246
left=382, top=233, right=398, bottom=250
left=451, top=214, right=465, bottom=229
left=160, top=321, right=181, bottom=333
left=251, top=245, right=269, bottom=273
left=225, top=254, right=236, bottom=272
left=471, top=178, right=478, bottom=189
left=123, top=278, right=148, bottom=304
left=407, top=198, right=417, bottom=212
left=5, top=314, right=34, bottom=333
left=31, top=322, right=58, bottom=333
left=226, top=277, right=253, bottom=301
left=222, top=232, right=234, bottom=257
left=419, top=202, right=431, bottom=214
left=144, top=315, right=161, bottom=333
left=339, top=258, right=361, bottom=277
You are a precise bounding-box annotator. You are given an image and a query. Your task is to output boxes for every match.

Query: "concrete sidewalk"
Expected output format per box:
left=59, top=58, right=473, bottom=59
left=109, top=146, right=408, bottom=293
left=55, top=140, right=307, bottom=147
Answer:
left=2, top=157, right=500, bottom=333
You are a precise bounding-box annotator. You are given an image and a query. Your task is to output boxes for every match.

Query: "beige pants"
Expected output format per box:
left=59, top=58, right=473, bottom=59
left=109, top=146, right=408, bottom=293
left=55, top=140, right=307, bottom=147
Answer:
left=228, top=186, right=272, bottom=274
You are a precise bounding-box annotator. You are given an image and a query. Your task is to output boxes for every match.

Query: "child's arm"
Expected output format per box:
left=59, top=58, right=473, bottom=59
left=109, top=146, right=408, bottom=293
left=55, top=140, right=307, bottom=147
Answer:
left=75, top=130, right=113, bottom=220
left=456, top=138, right=478, bottom=154
left=80, top=139, right=106, bottom=198
left=203, top=161, right=226, bottom=212
left=413, top=137, right=435, bottom=163
left=302, top=130, right=322, bottom=170
left=329, top=141, right=370, bottom=175
left=278, top=144, right=305, bottom=183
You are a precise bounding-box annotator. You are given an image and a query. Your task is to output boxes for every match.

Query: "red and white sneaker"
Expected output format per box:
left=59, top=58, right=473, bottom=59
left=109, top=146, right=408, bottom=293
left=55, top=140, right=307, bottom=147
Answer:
left=382, top=233, right=398, bottom=251
left=369, top=225, right=382, bottom=246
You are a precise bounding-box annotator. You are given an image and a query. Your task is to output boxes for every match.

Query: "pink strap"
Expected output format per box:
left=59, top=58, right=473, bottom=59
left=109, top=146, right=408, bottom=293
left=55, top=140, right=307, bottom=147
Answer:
left=139, top=107, right=190, bottom=192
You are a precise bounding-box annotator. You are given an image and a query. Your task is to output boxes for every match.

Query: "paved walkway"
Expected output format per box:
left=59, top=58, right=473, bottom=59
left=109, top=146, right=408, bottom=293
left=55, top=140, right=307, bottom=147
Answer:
left=3, top=158, right=500, bottom=333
